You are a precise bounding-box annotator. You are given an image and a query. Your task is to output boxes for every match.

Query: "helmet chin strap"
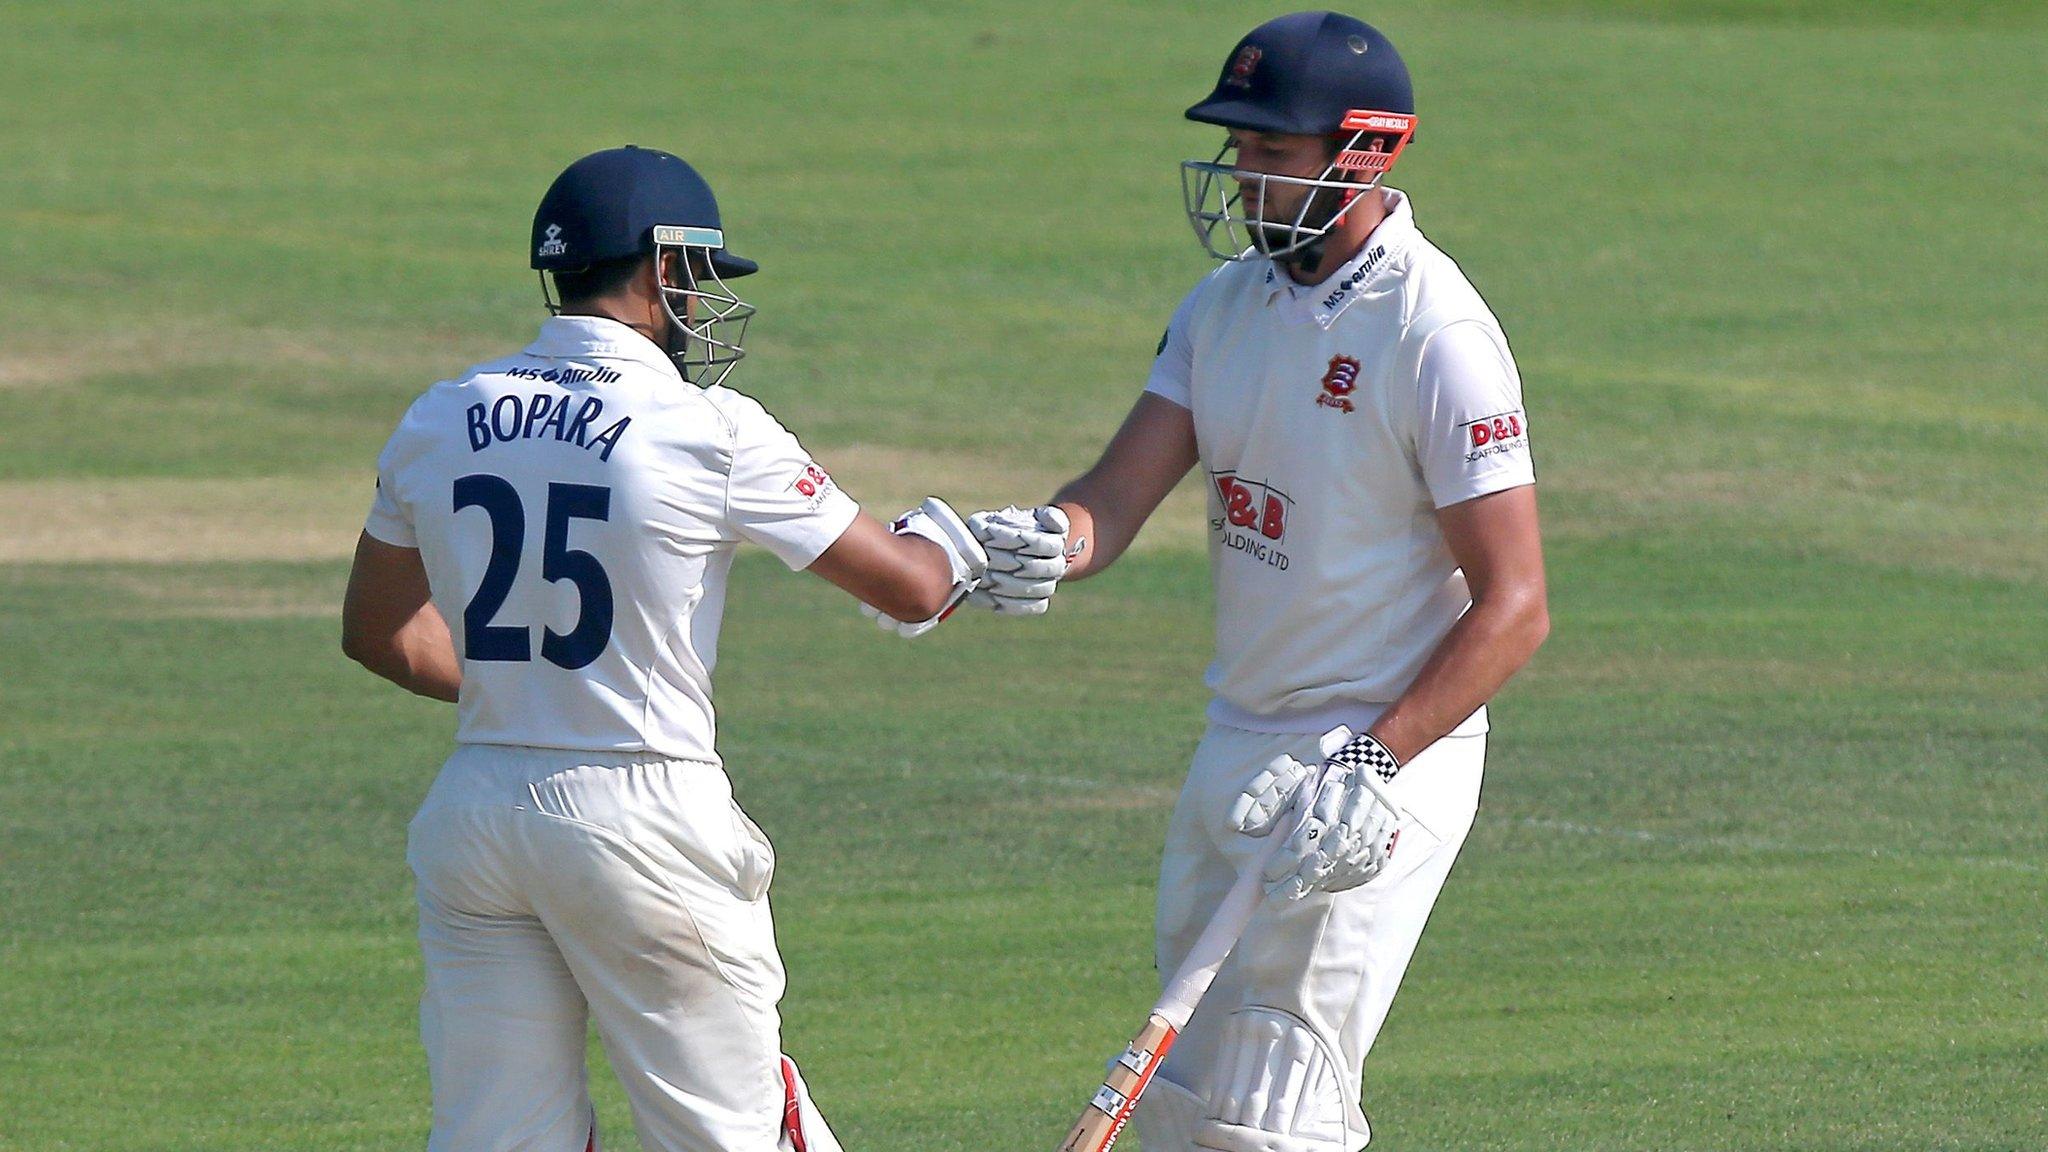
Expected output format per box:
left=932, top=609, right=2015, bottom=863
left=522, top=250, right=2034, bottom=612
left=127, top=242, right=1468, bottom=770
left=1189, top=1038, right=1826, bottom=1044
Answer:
left=662, top=322, right=693, bottom=382
left=1290, top=240, right=1328, bottom=277
left=652, top=250, right=700, bottom=381
left=1282, top=186, right=1361, bottom=278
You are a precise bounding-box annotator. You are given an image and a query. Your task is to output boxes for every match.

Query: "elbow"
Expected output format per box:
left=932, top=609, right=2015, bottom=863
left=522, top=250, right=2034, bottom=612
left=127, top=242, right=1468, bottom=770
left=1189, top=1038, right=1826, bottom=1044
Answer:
left=1519, top=590, right=1551, bottom=660
left=869, top=591, right=948, bottom=624
left=340, top=598, right=379, bottom=668
left=871, top=536, right=962, bottom=622
left=1478, top=582, right=1549, bottom=665
left=886, top=569, right=956, bottom=623
left=342, top=624, right=401, bottom=678
left=915, top=581, right=957, bottom=623
left=341, top=626, right=372, bottom=668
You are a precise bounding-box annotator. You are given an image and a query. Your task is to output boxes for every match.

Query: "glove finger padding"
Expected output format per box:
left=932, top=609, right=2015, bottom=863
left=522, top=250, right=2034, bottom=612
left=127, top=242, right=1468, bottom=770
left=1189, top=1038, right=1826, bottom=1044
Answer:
left=1331, top=779, right=1374, bottom=851
left=1278, top=777, right=1401, bottom=897
left=1238, top=726, right=1352, bottom=873
left=969, top=506, right=1070, bottom=558
left=985, top=552, right=1066, bottom=579
left=1268, top=765, right=1410, bottom=899
left=1229, top=735, right=1325, bottom=836
left=981, top=568, right=1060, bottom=600
left=962, top=505, right=1072, bottom=616
left=1264, top=768, right=1348, bottom=895
left=977, top=526, right=1065, bottom=557
left=1253, top=725, right=1411, bottom=900
left=963, top=587, right=1053, bottom=616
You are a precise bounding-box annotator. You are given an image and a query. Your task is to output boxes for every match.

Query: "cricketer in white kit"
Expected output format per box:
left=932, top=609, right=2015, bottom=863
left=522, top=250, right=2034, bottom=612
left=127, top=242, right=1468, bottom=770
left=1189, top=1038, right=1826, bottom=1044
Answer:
left=342, top=145, right=990, bottom=1152
left=924, top=13, right=1552, bottom=1150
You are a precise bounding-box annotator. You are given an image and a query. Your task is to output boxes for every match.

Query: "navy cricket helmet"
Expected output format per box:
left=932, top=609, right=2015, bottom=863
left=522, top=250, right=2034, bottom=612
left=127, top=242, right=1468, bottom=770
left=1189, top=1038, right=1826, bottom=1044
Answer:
left=1185, top=11, right=1413, bottom=136
left=1180, top=12, right=1419, bottom=269
left=531, top=144, right=757, bottom=278
left=531, top=145, right=758, bottom=385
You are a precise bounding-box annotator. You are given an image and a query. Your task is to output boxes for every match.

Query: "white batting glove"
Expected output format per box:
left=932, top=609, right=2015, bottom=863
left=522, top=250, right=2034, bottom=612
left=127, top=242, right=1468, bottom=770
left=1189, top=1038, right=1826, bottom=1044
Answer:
left=1228, top=728, right=1344, bottom=837
left=1241, top=727, right=1408, bottom=900
left=859, top=497, right=988, bottom=639
left=962, top=505, right=1074, bottom=616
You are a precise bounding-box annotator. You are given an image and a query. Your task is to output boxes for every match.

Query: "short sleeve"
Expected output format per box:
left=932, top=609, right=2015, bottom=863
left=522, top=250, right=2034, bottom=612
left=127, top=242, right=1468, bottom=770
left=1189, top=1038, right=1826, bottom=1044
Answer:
left=1141, top=284, right=1201, bottom=410
left=724, top=396, right=860, bottom=570
left=362, top=429, right=418, bottom=547
left=1414, top=322, right=1536, bottom=508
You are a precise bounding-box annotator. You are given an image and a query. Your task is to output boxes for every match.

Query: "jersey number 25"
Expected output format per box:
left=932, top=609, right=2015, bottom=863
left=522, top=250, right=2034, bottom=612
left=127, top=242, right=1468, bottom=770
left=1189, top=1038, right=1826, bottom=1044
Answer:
left=453, top=474, right=614, bottom=670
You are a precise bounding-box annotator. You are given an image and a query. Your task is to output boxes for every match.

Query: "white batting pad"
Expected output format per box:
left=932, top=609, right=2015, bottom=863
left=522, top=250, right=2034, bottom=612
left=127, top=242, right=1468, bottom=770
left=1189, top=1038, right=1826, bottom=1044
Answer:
left=1195, top=1008, right=1349, bottom=1152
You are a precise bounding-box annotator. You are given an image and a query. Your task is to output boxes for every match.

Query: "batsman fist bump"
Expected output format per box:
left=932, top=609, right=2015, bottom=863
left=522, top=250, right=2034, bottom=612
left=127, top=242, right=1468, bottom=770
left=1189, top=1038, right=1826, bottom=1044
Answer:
left=964, top=504, right=1075, bottom=616
left=1232, top=726, right=1406, bottom=900
left=860, top=496, right=989, bottom=638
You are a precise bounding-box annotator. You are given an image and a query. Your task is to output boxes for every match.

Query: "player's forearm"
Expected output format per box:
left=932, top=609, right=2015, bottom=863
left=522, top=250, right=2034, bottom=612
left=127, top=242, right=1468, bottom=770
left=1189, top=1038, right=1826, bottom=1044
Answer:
left=809, top=514, right=960, bottom=621
left=1049, top=393, right=1198, bottom=582
left=1368, top=585, right=1548, bottom=762
left=864, top=534, right=957, bottom=621
left=345, top=608, right=462, bottom=703
left=393, top=627, right=463, bottom=702
left=1052, top=477, right=1136, bottom=581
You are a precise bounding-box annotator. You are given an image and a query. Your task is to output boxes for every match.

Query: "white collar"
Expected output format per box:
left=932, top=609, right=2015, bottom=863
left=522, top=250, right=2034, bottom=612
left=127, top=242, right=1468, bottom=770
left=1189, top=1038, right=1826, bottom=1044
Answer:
left=1260, top=187, right=1417, bottom=328
left=524, top=314, right=679, bottom=378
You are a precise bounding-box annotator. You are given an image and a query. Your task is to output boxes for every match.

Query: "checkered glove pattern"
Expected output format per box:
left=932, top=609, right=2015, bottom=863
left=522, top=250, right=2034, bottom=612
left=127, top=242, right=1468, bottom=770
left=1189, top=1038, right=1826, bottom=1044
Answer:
left=1328, top=731, right=1401, bottom=783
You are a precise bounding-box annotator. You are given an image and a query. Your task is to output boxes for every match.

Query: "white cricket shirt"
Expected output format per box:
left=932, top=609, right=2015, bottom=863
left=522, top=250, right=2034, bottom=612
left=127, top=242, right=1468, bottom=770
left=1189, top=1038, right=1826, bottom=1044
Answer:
left=1146, top=189, right=1534, bottom=735
left=364, top=315, right=859, bottom=763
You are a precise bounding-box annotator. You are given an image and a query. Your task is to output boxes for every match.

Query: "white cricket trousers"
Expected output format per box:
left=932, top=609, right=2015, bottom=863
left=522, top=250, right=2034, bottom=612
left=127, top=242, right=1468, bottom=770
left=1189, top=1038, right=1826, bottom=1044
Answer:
left=406, top=745, right=838, bottom=1152
left=1137, top=723, right=1486, bottom=1152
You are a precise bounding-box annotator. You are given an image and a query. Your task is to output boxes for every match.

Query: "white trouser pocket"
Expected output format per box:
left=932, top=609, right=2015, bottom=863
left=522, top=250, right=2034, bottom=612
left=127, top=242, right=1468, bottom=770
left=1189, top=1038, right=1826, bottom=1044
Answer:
left=729, top=801, right=777, bottom=902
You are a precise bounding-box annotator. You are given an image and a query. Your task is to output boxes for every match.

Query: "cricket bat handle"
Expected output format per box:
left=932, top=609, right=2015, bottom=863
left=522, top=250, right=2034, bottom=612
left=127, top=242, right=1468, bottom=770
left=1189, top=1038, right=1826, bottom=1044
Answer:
left=1157, top=840, right=1281, bottom=1026
left=1056, top=1013, right=1178, bottom=1152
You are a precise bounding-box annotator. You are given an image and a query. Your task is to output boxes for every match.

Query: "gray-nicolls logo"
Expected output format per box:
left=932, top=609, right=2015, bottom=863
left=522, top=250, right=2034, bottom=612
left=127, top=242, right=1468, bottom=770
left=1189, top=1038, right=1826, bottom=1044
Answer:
left=537, top=223, right=567, bottom=258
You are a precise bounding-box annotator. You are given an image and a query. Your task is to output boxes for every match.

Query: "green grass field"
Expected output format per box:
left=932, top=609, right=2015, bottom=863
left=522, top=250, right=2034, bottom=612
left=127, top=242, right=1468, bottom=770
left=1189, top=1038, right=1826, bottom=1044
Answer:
left=2, top=2, right=2044, bottom=1149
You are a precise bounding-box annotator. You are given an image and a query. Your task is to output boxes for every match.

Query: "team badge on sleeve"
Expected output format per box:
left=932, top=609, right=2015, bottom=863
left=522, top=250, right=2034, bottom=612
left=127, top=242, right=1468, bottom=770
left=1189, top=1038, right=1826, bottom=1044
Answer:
left=788, top=463, right=837, bottom=511
left=1460, top=410, right=1529, bottom=463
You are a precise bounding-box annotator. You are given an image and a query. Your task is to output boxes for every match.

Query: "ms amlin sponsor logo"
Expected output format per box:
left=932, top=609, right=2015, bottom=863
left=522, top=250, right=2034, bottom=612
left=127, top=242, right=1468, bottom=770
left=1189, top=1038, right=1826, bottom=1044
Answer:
left=1210, top=470, right=1293, bottom=571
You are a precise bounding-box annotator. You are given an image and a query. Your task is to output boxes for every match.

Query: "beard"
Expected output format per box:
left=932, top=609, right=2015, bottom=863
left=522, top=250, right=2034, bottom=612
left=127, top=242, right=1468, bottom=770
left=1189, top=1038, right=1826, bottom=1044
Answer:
left=657, top=291, right=699, bottom=375
left=662, top=319, right=692, bottom=362
left=1247, top=180, right=1355, bottom=258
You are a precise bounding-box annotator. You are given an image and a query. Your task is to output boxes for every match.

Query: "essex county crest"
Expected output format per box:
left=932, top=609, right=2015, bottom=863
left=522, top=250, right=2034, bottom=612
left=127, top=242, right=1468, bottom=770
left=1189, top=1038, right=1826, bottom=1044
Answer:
left=1317, top=355, right=1360, bottom=413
